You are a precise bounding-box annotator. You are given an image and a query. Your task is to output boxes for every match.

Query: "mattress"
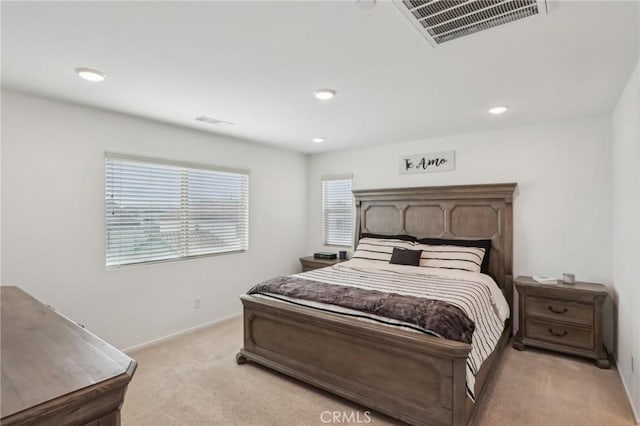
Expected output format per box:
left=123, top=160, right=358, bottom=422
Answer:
left=251, top=258, right=509, bottom=400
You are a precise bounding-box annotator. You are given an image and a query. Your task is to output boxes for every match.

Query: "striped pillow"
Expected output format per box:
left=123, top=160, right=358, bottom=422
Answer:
left=352, top=237, right=415, bottom=264
left=415, top=244, right=486, bottom=273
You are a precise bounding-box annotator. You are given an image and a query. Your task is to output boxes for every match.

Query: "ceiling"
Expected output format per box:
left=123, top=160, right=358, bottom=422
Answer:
left=2, top=1, right=638, bottom=153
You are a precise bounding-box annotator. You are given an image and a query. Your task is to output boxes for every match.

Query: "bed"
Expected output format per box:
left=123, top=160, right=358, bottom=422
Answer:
left=236, top=183, right=517, bottom=426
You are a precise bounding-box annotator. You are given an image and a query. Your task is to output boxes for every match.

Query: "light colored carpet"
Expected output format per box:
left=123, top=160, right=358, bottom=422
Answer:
left=123, top=316, right=635, bottom=425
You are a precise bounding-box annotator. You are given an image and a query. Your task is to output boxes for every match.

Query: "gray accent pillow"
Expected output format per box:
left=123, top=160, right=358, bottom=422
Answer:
left=389, top=248, right=422, bottom=266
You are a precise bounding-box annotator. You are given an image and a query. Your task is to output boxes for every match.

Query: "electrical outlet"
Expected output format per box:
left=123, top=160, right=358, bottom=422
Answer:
left=194, top=298, right=201, bottom=309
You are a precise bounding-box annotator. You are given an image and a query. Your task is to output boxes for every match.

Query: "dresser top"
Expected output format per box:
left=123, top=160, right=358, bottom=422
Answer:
left=515, top=275, right=608, bottom=294
left=1, top=286, right=136, bottom=420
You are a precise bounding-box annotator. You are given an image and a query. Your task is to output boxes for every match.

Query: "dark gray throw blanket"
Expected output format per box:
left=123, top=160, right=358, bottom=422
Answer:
left=248, top=275, right=475, bottom=344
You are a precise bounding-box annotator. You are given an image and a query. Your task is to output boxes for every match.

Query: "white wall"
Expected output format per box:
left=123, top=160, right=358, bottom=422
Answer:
left=1, top=90, right=308, bottom=349
left=612, top=60, right=640, bottom=420
left=308, top=117, right=612, bottom=283
left=307, top=117, right=614, bottom=344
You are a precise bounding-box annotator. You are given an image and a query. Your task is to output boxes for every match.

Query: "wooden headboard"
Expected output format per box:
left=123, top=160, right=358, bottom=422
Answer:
left=353, top=183, right=517, bottom=312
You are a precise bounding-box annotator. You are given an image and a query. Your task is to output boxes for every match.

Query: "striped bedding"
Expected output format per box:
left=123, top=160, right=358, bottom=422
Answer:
left=352, top=237, right=487, bottom=273
left=252, top=259, right=509, bottom=400
left=415, top=243, right=486, bottom=273
left=352, top=237, right=415, bottom=263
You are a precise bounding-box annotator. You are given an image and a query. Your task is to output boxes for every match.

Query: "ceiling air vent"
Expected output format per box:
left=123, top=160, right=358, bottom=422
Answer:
left=195, top=115, right=233, bottom=125
left=395, top=0, right=548, bottom=45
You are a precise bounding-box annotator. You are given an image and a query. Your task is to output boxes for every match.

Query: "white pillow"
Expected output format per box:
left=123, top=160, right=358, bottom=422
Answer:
left=352, top=237, right=415, bottom=264
left=415, top=244, right=486, bottom=273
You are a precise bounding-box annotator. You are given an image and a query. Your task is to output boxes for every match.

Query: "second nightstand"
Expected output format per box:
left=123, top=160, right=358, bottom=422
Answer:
left=299, top=256, right=346, bottom=272
left=513, top=275, right=610, bottom=368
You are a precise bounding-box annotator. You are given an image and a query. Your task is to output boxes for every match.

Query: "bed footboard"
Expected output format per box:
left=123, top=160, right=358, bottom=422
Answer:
left=237, top=295, right=472, bottom=426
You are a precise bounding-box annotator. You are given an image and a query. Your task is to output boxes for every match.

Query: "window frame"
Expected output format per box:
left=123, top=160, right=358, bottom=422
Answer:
left=321, top=175, right=354, bottom=247
left=105, top=152, right=250, bottom=269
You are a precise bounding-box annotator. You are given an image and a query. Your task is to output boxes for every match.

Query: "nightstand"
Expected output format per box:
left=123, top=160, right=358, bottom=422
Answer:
left=299, top=256, right=346, bottom=272
left=513, top=276, right=610, bottom=368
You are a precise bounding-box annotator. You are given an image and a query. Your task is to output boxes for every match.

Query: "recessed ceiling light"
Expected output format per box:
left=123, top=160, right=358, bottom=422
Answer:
left=489, top=105, right=508, bottom=115
left=313, top=89, right=336, bottom=100
left=75, top=68, right=106, bottom=82
left=312, top=137, right=325, bottom=143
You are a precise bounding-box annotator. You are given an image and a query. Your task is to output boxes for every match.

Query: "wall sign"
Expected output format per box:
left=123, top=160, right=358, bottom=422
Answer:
left=399, top=151, right=455, bottom=174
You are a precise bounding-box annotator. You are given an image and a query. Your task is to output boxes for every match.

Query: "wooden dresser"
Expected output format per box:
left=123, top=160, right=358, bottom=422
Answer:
left=513, top=276, right=609, bottom=368
left=299, top=256, right=346, bottom=272
left=1, top=286, right=137, bottom=425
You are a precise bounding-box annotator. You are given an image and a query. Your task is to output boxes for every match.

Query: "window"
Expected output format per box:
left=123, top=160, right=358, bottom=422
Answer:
left=105, top=154, right=249, bottom=267
left=322, top=176, right=353, bottom=246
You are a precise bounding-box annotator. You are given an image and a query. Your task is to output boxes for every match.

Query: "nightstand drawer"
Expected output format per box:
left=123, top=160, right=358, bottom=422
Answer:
left=523, top=286, right=594, bottom=303
left=526, top=319, right=594, bottom=350
left=302, top=262, right=329, bottom=271
left=525, top=296, right=593, bottom=326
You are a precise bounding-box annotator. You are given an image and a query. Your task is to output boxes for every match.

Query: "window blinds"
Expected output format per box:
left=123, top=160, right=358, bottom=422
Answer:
left=105, top=154, right=249, bottom=267
left=322, top=177, right=353, bottom=246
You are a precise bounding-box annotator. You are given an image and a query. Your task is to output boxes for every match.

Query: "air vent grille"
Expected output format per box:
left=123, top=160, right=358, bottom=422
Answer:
left=397, top=0, right=546, bottom=45
left=195, top=115, right=233, bottom=125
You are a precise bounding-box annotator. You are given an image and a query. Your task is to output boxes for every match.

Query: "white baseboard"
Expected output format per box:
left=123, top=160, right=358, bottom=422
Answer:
left=122, top=311, right=242, bottom=354
left=616, top=356, right=640, bottom=425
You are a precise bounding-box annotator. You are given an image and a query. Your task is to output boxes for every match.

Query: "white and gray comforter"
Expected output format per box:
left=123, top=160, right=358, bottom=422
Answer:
left=250, top=259, right=509, bottom=400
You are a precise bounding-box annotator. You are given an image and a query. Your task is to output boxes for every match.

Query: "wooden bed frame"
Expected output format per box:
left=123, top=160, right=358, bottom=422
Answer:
left=237, top=183, right=517, bottom=426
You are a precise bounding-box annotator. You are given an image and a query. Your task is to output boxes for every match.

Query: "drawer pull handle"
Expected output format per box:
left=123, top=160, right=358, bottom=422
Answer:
left=548, top=306, right=568, bottom=314
left=548, top=328, right=568, bottom=337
